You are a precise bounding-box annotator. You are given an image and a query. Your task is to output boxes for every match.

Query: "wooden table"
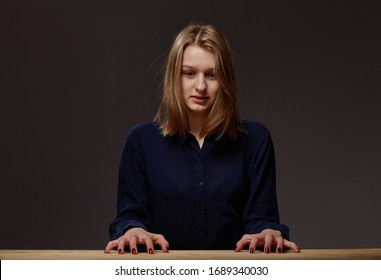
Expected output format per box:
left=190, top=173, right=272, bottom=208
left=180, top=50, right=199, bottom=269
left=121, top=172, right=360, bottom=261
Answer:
left=1, top=249, right=381, bottom=260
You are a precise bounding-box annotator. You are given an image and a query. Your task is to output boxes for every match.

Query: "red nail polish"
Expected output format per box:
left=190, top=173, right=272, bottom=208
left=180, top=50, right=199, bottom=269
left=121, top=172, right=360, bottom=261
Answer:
left=132, top=248, right=137, bottom=254
left=265, top=248, right=270, bottom=253
left=249, top=248, right=254, bottom=254
left=118, top=249, right=122, bottom=254
left=149, top=249, right=153, bottom=254
left=277, top=247, right=282, bottom=253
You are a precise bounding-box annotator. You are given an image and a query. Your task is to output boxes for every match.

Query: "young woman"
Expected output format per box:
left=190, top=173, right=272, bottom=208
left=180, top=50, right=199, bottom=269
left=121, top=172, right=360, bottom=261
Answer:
left=104, top=23, right=300, bottom=254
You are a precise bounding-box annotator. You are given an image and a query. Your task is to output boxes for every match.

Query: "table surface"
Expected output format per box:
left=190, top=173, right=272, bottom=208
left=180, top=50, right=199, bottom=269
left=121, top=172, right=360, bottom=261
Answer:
left=1, top=249, right=381, bottom=260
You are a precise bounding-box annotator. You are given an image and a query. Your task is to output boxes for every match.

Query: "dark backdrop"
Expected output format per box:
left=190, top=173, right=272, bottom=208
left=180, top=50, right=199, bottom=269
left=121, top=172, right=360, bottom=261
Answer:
left=1, top=0, right=380, bottom=250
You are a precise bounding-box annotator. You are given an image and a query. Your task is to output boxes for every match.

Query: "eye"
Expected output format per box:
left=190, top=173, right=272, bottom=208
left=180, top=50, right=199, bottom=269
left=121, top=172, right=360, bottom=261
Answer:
left=182, top=71, right=195, bottom=77
left=206, top=72, right=216, bottom=79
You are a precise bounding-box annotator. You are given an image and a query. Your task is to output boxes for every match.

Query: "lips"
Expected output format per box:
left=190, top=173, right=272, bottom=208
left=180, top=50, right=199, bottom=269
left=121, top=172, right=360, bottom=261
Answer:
left=191, top=96, right=209, bottom=105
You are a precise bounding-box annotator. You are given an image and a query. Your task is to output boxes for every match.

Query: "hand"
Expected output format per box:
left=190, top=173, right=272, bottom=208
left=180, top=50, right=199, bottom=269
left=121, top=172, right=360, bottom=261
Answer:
left=235, top=229, right=300, bottom=253
left=104, top=227, right=170, bottom=254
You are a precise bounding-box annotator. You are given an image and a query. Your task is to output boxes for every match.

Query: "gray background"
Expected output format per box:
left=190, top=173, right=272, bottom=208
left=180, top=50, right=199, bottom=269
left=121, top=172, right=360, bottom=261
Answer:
left=1, top=0, right=380, bottom=250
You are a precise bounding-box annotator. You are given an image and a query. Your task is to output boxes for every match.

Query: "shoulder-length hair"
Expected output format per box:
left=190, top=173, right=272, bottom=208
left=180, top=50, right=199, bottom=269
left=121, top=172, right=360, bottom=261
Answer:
left=154, top=23, right=244, bottom=140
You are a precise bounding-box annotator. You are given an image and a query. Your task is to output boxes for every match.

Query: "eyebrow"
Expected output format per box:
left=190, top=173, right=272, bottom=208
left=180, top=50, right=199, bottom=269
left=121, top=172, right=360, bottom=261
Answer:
left=181, top=65, right=215, bottom=70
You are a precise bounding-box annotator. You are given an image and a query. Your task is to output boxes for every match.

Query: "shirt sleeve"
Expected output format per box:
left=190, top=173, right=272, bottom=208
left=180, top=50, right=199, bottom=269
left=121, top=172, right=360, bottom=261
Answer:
left=109, top=126, right=151, bottom=240
left=243, top=124, right=290, bottom=240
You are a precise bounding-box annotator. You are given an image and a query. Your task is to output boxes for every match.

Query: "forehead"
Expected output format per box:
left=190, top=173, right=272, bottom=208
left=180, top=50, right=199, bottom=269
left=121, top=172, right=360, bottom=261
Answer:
left=182, top=45, right=216, bottom=67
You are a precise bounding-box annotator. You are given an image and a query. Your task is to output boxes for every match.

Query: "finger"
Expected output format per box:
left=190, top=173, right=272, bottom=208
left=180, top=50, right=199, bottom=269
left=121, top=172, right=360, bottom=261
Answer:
left=117, top=238, right=126, bottom=254
left=234, top=239, right=245, bottom=252
left=275, top=237, right=284, bottom=253
left=264, top=234, right=273, bottom=253
left=234, top=235, right=250, bottom=252
left=153, top=234, right=170, bottom=253
left=248, top=236, right=259, bottom=253
left=284, top=240, right=301, bottom=253
left=142, top=235, right=155, bottom=254
left=104, top=240, right=119, bottom=253
left=129, top=235, right=138, bottom=254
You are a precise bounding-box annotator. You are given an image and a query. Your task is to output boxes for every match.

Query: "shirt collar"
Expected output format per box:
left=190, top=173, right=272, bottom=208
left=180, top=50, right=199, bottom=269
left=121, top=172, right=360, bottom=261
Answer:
left=178, top=131, right=224, bottom=147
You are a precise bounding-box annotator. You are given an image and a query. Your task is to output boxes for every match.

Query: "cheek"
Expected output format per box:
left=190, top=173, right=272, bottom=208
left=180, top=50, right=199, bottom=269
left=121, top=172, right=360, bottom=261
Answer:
left=181, top=79, right=192, bottom=93
left=210, top=83, right=220, bottom=98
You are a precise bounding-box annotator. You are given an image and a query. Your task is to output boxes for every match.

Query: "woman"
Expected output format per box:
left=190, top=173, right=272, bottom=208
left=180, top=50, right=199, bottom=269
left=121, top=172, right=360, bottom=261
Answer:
left=104, top=23, right=300, bottom=254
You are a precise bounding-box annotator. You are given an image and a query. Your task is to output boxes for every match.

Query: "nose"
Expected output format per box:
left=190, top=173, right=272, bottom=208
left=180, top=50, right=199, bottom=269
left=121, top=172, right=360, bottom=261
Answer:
left=195, top=75, right=207, bottom=93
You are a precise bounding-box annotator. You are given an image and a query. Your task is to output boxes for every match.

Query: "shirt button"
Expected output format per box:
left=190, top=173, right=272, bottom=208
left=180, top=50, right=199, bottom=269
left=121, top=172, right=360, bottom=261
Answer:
left=199, top=182, right=204, bottom=186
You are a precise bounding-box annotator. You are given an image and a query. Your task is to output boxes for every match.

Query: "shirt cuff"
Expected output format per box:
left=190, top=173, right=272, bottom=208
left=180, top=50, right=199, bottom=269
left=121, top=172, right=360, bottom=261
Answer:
left=109, top=218, right=148, bottom=240
left=245, top=221, right=290, bottom=240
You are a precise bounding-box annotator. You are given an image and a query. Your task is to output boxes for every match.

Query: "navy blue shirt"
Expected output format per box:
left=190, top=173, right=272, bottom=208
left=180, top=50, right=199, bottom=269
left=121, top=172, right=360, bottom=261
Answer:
left=109, top=121, right=289, bottom=250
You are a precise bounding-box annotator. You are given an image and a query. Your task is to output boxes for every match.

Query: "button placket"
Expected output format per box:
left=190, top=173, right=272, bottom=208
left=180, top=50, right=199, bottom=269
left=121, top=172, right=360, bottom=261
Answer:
left=195, top=155, right=206, bottom=244
left=188, top=136, right=212, bottom=248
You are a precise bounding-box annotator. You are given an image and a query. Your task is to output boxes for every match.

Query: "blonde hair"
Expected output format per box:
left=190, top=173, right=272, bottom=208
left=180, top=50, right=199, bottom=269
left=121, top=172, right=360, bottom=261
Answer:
left=154, top=23, right=244, bottom=139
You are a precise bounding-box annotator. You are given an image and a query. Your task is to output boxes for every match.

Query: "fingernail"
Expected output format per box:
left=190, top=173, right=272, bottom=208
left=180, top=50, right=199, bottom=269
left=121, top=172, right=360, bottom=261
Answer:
left=249, top=248, right=254, bottom=254
left=132, top=248, right=137, bottom=254
left=265, top=248, right=270, bottom=253
left=118, top=249, right=122, bottom=254
left=104, top=249, right=108, bottom=254
left=149, top=249, right=153, bottom=254
left=276, top=247, right=282, bottom=253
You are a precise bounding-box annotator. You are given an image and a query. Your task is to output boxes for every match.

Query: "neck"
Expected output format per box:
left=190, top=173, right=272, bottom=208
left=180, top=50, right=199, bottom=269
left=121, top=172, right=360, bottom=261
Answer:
left=187, top=112, right=207, bottom=147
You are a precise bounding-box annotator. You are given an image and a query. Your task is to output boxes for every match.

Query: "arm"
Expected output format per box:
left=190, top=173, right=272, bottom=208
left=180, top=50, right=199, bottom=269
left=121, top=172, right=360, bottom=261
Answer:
left=109, top=127, right=150, bottom=239
left=236, top=124, right=299, bottom=253
left=105, top=126, right=169, bottom=254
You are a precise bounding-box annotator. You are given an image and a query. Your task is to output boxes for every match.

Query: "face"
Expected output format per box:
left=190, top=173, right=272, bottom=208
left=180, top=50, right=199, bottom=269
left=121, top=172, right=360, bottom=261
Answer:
left=181, top=45, right=220, bottom=118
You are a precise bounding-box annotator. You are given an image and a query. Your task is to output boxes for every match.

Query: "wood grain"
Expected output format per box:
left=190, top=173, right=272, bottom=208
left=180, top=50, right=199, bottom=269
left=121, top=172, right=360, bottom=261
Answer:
left=1, top=249, right=381, bottom=260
